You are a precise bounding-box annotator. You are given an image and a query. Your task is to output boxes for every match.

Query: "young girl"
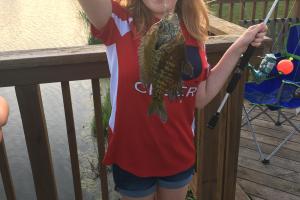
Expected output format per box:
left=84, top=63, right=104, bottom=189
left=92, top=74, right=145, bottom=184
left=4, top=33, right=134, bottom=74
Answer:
left=78, top=0, right=267, bottom=199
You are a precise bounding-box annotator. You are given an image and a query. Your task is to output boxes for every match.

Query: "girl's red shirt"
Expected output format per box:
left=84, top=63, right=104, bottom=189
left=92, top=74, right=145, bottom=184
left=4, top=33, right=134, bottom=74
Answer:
left=91, top=1, right=210, bottom=177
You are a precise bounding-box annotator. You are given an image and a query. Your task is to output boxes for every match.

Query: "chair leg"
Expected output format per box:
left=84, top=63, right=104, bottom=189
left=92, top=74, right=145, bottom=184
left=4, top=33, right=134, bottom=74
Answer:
left=242, top=105, right=277, bottom=127
left=256, top=106, right=278, bottom=125
left=275, top=110, right=282, bottom=126
left=279, top=110, right=300, bottom=132
left=241, top=104, right=257, bottom=127
left=262, top=110, right=299, bottom=164
left=277, top=113, right=297, bottom=125
left=241, top=105, right=267, bottom=127
left=263, top=129, right=297, bottom=163
left=242, top=104, right=299, bottom=164
left=242, top=105, right=265, bottom=160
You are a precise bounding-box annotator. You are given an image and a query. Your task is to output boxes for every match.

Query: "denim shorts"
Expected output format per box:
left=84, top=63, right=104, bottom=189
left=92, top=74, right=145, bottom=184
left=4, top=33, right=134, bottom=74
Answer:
left=112, top=165, right=195, bottom=198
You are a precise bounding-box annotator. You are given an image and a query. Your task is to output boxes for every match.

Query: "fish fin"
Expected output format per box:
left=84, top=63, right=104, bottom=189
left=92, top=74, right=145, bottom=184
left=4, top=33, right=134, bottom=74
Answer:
left=148, top=101, right=168, bottom=123
left=182, top=62, right=194, bottom=77
left=182, top=45, right=194, bottom=77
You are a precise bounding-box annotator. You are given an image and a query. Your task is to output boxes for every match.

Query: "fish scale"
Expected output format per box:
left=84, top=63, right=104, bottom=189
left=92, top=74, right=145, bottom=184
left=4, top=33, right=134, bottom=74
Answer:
left=138, top=12, right=194, bottom=122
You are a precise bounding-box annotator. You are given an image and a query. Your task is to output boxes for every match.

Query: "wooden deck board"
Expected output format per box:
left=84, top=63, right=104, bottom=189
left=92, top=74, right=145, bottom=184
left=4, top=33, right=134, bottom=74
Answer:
left=238, top=104, right=300, bottom=200
left=249, top=195, right=266, bottom=200
left=241, top=121, right=300, bottom=144
left=236, top=183, right=251, bottom=200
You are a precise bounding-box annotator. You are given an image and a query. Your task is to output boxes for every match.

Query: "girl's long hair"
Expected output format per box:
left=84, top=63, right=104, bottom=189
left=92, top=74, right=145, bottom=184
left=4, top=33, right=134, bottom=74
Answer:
left=116, top=0, right=209, bottom=43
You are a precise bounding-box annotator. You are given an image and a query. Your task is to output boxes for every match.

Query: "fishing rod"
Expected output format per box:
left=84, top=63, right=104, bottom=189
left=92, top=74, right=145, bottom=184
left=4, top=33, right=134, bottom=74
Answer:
left=207, top=0, right=281, bottom=129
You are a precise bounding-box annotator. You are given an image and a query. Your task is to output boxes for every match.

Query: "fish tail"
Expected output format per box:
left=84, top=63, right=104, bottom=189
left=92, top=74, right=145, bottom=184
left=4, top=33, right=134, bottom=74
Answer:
left=148, top=100, right=168, bottom=123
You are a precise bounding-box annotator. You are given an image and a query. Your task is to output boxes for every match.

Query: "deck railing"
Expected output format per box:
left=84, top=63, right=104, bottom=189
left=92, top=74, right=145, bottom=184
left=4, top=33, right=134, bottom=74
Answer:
left=210, top=0, right=300, bottom=22
left=0, top=15, right=270, bottom=200
left=210, top=0, right=300, bottom=51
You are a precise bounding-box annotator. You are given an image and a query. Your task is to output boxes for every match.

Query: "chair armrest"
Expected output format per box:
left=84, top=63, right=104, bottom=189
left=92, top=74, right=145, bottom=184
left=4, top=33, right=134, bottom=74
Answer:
left=282, top=80, right=300, bottom=87
left=275, top=80, right=300, bottom=103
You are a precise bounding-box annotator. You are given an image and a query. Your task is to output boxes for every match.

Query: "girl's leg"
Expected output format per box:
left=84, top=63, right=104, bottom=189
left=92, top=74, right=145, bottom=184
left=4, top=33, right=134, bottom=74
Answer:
left=112, top=165, right=157, bottom=200
left=156, top=166, right=194, bottom=200
left=156, top=185, right=189, bottom=200
left=121, top=193, right=156, bottom=200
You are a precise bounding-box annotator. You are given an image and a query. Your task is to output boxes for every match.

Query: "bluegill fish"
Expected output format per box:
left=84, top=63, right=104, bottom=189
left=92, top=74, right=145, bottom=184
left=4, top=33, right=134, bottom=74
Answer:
left=138, top=13, right=193, bottom=122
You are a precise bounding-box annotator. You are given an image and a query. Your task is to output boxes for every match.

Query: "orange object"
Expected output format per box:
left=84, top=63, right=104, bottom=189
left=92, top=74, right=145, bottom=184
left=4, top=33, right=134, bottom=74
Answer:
left=276, top=59, right=294, bottom=75
left=0, top=96, right=9, bottom=143
left=0, top=96, right=9, bottom=128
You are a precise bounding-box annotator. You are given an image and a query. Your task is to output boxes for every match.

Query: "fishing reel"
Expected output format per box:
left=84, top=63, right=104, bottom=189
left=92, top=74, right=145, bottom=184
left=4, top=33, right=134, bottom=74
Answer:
left=247, top=54, right=294, bottom=84
left=247, top=54, right=277, bottom=84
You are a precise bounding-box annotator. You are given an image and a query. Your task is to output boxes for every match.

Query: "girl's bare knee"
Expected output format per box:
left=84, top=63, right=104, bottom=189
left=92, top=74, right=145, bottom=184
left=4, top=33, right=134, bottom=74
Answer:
left=121, top=192, right=156, bottom=200
left=156, top=185, right=189, bottom=200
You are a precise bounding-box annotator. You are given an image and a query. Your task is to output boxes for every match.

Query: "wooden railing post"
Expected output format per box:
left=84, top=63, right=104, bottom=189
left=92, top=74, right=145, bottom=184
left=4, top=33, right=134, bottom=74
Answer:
left=191, top=15, right=272, bottom=200
left=61, top=82, right=83, bottom=200
left=294, top=0, right=300, bottom=18
left=91, top=79, right=109, bottom=200
left=220, top=66, right=246, bottom=200
left=15, top=85, right=58, bottom=200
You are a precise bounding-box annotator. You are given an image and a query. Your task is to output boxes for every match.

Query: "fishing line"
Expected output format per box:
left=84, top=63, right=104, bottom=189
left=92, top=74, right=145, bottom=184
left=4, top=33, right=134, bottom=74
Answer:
left=271, top=0, right=298, bottom=51
left=163, top=0, right=168, bottom=16
left=290, top=27, right=300, bottom=80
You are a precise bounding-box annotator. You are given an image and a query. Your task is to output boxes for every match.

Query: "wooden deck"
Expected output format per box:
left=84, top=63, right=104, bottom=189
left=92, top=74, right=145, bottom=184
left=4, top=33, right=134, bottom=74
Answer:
left=237, top=103, right=300, bottom=200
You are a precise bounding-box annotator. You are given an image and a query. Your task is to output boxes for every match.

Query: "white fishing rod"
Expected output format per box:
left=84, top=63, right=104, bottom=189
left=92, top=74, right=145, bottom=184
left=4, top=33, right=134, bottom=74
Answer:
left=207, top=0, right=281, bottom=129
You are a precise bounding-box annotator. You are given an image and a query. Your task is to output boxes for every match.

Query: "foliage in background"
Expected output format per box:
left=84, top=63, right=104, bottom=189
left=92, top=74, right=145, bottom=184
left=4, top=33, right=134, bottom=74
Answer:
left=79, top=10, right=102, bottom=45
left=91, top=86, right=111, bottom=140
left=79, top=9, right=109, bottom=138
left=186, top=188, right=196, bottom=200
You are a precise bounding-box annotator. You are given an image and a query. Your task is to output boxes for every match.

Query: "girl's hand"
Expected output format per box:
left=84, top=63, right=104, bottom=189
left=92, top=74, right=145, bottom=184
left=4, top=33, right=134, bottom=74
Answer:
left=234, top=23, right=268, bottom=54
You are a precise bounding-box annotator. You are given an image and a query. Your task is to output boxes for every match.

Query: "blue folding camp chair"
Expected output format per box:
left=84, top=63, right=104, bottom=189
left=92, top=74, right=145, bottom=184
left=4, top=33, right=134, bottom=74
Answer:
left=242, top=24, right=300, bottom=164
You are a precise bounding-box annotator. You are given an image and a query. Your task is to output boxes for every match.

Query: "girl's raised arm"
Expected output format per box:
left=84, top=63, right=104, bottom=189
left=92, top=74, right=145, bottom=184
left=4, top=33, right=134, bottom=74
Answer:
left=195, top=24, right=267, bottom=109
left=78, top=0, right=112, bottom=30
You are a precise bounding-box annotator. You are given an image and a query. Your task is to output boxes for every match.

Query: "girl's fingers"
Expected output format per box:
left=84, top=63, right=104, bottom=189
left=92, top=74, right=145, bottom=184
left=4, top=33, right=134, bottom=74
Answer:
left=247, top=24, right=267, bottom=39
left=251, top=41, right=263, bottom=47
left=253, top=30, right=266, bottom=45
left=251, top=38, right=264, bottom=47
left=250, top=24, right=267, bottom=47
left=256, top=32, right=266, bottom=38
left=249, top=23, right=266, bottom=32
left=239, top=23, right=267, bottom=49
left=254, top=37, right=264, bottom=43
